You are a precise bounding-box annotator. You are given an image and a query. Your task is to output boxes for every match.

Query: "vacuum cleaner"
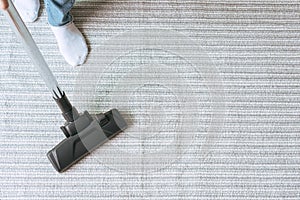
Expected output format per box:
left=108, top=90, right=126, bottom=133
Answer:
left=1, top=0, right=127, bottom=172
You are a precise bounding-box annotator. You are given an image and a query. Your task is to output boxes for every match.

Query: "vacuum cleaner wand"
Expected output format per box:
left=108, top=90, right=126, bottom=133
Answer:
left=3, top=0, right=61, bottom=97
left=2, top=0, right=127, bottom=172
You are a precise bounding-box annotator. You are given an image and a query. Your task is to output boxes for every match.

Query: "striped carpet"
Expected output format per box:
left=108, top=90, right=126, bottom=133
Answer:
left=0, top=0, right=300, bottom=199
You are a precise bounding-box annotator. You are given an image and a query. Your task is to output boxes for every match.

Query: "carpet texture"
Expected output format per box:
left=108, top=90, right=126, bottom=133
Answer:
left=0, top=0, right=300, bottom=199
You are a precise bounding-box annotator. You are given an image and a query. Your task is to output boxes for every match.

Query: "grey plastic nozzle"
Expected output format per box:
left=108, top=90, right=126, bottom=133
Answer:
left=48, top=93, right=127, bottom=172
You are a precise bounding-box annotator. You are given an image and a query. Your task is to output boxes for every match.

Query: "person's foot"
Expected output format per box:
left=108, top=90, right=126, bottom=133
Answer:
left=51, top=22, right=88, bottom=67
left=12, top=0, right=40, bottom=22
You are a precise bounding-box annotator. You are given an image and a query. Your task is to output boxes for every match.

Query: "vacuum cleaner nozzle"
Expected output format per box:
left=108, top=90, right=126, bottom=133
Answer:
left=47, top=92, right=127, bottom=172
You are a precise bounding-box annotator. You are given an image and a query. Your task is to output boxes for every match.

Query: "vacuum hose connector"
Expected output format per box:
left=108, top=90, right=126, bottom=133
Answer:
left=53, top=88, right=79, bottom=122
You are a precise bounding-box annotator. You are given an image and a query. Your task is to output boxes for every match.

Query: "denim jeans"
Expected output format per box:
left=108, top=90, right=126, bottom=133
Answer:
left=45, top=0, right=75, bottom=26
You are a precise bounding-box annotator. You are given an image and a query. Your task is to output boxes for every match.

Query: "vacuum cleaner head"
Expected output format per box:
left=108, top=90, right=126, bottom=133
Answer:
left=47, top=91, right=127, bottom=172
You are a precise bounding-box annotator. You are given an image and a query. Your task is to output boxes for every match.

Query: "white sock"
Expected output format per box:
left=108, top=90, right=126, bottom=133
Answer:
left=51, top=22, right=88, bottom=67
left=12, top=0, right=40, bottom=22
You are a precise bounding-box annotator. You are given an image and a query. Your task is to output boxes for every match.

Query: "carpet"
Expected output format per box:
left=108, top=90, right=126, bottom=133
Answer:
left=0, top=0, right=300, bottom=199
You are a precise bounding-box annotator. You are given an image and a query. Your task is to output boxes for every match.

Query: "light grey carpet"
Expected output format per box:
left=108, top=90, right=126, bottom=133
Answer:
left=1, top=0, right=300, bottom=199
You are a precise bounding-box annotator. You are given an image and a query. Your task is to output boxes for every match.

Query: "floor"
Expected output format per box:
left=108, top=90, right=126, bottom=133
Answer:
left=0, top=0, right=300, bottom=199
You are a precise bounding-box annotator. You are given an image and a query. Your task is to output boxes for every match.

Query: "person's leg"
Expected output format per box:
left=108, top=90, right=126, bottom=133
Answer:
left=45, top=0, right=73, bottom=26
left=12, top=0, right=40, bottom=22
left=45, top=0, right=88, bottom=66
